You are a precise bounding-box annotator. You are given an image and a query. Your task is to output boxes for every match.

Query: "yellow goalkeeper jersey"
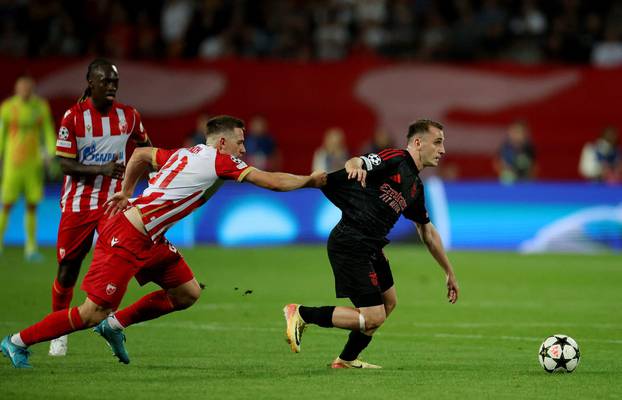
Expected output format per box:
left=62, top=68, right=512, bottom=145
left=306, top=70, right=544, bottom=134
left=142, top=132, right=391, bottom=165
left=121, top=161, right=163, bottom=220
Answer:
left=0, top=94, right=56, bottom=170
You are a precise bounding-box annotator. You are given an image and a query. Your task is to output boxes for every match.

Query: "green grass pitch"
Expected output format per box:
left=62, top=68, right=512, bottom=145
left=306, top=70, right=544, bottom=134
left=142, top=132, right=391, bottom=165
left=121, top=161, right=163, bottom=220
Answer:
left=0, top=245, right=620, bottom=399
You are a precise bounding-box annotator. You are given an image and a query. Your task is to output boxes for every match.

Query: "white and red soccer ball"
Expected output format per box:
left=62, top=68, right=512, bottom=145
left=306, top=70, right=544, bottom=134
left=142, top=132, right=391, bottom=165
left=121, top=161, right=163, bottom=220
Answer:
left=538, top=334, right=580, bottom=373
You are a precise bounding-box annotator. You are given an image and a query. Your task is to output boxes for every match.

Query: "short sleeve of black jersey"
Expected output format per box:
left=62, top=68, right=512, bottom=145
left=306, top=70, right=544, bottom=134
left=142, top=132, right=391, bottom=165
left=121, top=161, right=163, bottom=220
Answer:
left=359, top=149, right=406, bottom=175
left=402, top=185, right=431, bottom=225
left=325, top=168, right=348, bottom=186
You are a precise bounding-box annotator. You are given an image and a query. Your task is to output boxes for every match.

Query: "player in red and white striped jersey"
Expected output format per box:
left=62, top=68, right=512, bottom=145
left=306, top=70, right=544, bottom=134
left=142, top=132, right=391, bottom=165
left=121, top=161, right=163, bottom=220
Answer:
left=2, top=115, right=326, bottom=368
left=49, top=59, right=152, bottom=356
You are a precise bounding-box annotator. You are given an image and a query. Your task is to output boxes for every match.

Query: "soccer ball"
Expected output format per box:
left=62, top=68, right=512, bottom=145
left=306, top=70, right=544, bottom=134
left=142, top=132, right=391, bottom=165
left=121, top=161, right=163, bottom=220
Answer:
left=538, top=334, right=580, bottom=373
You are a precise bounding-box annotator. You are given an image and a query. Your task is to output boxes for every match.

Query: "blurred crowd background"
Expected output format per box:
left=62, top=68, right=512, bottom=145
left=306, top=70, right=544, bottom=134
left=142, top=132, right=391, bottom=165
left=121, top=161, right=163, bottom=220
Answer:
left=0, top=0, right=621, bottom=184
left=2, top=0, right=622, bottom=66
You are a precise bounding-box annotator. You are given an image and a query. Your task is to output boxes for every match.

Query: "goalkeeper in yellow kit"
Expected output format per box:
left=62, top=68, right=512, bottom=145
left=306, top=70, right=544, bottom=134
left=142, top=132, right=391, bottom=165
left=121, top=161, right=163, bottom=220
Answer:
left=0, top=75, right=56, bottom=260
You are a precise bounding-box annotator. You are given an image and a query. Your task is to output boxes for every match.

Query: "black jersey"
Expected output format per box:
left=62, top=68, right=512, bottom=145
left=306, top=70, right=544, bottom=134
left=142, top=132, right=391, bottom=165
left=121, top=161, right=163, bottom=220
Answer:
left=321, top=148, right=430, bottom=245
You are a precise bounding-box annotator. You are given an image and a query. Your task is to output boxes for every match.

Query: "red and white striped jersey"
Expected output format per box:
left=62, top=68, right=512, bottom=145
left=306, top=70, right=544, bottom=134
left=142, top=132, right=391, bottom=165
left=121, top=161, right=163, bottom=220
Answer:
left=132, top=144, right=255, bottom=242
left=55, top=98, right=149, bottom=213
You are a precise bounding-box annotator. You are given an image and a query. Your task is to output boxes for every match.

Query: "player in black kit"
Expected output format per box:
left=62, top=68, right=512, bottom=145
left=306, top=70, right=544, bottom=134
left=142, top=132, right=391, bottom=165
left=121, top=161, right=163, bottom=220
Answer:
left=283, top=119, right=459, bottom=368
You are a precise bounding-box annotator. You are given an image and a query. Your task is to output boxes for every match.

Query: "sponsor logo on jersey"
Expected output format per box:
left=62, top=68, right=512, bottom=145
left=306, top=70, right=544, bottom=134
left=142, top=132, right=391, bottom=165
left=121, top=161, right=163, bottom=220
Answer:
left=105, top=283, right=117, bottom=296
left=379, top=183, right=407, bottom=214
left=230, top=155, right=248, bottom=169
left=79, top=141, right=123, bottom=163
left=58, top=126, right=69, bottom=140
left=56, top=139, right=72, bottom=148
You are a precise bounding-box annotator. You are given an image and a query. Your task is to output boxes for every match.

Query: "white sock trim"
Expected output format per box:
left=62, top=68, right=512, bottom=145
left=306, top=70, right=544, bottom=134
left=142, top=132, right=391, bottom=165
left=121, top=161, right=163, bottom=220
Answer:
left=11, top=333, right=26, bottom=348
left=358, top=313, right=366, bottom=332
left=107, top=314, right=125, bottom=330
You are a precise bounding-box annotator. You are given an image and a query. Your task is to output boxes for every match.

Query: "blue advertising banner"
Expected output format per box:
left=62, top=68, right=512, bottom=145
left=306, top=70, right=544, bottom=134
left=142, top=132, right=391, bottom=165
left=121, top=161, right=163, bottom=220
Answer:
left=3, top=181, right=621, bottom=252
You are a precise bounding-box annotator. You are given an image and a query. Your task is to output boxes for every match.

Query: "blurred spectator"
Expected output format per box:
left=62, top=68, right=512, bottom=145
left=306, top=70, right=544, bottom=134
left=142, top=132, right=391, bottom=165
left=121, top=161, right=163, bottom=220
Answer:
left=509, top=0, right=547, bottom=37
left=314, top=7, right=350, bottom=60
left=2, top=0, right=622, bottom=63
left=384, top=0, right=417, bottom=57
left=312, top=127, right=349, bottom=172
left=353, top=0, right=388, bottom=53
left=135, top=11, right=161, bottom=59
left=578, top=126, right=622, bottom=183
left=244, top=115, right=280, bottom=171
left=161, top=0, right=194, bottom=58
left=184, top=113, right=210, bottom=147
left=359, top=127, right=394, bottom=154
left=591, top=25, right=622, bottom=67
left=494, top=121, right=537, bottom=183
left=104, top=1, right=135, bottom=59
left=418, top=7, right=450, bottom=60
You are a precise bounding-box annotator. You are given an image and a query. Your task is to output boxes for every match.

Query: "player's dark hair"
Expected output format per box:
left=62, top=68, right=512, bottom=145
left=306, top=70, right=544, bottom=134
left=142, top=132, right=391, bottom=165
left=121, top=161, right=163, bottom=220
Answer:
left=78, top=58, right=115, bottom=103
left=407, top=119, right=443, bottom=140
left=206, top=115, right=245, bottom=137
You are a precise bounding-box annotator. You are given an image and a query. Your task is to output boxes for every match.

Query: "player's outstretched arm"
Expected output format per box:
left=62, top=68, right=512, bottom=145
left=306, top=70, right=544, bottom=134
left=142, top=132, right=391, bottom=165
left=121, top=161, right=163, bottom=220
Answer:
left=105, top=147, right=153, bottom=215
left=415, top=221, right=459, bottom=304
left=244, top=169, right=327, bottom=191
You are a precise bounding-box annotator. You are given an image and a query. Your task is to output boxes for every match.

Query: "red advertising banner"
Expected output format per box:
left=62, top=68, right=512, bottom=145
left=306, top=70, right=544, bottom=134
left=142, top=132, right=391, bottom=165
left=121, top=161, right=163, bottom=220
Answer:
left=1, top=57, right=620, bottom=179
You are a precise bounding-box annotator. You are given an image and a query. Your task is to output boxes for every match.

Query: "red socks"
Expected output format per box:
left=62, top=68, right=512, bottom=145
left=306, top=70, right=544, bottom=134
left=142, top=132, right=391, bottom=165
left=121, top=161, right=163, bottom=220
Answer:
left=52, top=278, right=74, bottom=311
left=20, top=307, right=85, bottom=346
left=114, top=290, right=175, bottom=328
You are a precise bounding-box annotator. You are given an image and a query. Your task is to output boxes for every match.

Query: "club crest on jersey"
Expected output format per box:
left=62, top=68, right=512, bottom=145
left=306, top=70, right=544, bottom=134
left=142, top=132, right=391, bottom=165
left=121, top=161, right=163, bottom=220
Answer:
left=369, top=272, right=379, bottom=287
left=58, top=126, right=69, bottom=140
left=59, top=248, right=66, bottom=259
left=86, top=124, right=92, bottom=133
left=230, top=155, right=248, bottom=169
left=105, top=283, right=117, bottom=296
left=119, top=122, right=128, bottom=134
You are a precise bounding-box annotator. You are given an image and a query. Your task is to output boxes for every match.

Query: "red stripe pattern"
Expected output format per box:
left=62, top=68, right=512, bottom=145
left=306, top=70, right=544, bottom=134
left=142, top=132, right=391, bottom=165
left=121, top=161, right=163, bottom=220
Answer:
left=132, top=145, right=251, bottom=242
left=57, top=99, right=149, bottom=213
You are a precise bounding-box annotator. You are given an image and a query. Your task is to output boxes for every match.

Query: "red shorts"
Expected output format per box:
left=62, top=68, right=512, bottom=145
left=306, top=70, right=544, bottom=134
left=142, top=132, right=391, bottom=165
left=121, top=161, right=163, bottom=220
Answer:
left=57, top=209, right=109, bottom=264
left=81, top=212, right=194, bottom=310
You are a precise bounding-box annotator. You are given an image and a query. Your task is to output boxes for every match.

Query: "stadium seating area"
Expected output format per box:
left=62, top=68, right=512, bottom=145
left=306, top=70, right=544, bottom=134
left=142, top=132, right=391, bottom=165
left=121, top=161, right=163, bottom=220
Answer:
left=1, top=0, right=622, bottom=66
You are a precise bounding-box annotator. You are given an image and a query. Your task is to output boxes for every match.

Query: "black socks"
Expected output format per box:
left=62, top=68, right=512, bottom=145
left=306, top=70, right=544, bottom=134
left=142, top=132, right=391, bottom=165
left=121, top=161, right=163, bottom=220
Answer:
left=298, top=306, right=335, bottom=328
left=339, top=330, right=373, bottom=361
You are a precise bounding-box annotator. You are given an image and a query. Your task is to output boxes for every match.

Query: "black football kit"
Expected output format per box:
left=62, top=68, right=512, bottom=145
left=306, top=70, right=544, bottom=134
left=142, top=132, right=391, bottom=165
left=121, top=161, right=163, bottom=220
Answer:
left=321, top=148, right=430, bottom=306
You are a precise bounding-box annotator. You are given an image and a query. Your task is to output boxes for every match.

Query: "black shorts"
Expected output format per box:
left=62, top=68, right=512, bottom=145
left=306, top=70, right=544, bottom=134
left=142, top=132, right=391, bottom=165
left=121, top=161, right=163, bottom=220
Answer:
left=327, top=223, right=394, bottom=306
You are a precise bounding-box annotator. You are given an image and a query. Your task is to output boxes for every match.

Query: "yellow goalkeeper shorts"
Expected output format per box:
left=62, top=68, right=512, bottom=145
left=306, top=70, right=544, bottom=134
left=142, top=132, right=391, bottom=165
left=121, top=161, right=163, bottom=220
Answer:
left=1, top=165, right=44, bottom=205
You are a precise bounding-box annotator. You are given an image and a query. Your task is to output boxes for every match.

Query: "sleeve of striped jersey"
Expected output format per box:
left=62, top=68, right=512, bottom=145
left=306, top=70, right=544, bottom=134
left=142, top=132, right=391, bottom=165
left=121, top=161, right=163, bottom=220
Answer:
left=55, top=109, right=77, bottom=158
left=359, top=148, right=404, bottom=174
left=129, top=108, right=149, bottom=144
left=403, top=186, right=430, bottom=224
left=153, top=148, right=178, bottom=170
left=215, top=152, right=254, bottom=181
